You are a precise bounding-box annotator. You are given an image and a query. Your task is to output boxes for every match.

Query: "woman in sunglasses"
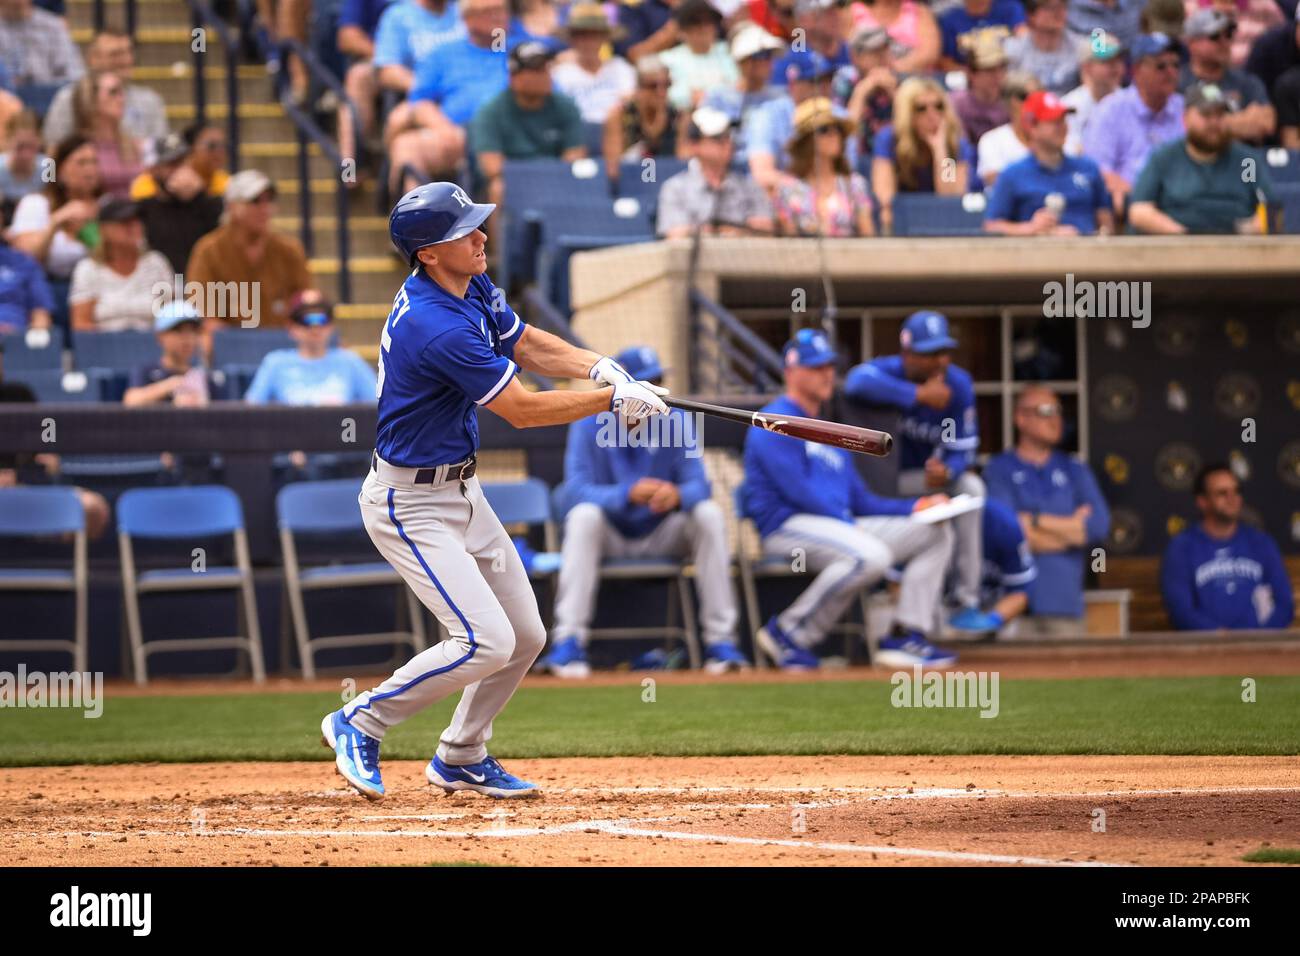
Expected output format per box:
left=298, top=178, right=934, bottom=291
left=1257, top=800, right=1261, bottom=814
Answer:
left=870, top=76, right=973, bottom=234
left=774, top=97, right=875, bottom=236
left=602, top=54, right=690, bottom=181
left=70, top=71, right=143, bottom=199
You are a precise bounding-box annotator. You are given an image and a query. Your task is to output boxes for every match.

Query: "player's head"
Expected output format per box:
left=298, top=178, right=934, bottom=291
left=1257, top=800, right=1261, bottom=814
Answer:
left=1014, top=385, right=1064, bottom=449
left=289, top=292, right=335, bottom=358
left=782, top=327, right=837, bottom=406
left=1193, top=462, right=1242, bottom=524
left=389, top=181, right=495, bottom=271
left=153, top=300, right=202, bottom=365
left=899, top=310, right=955, bottom=381
left=614, top=345, right=665, bottom=388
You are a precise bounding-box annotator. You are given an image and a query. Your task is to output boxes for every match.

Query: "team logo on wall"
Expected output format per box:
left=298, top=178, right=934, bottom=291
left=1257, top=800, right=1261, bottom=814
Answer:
left=1228, top=450, right=1251, bottom=483
left=1154, top=316, right=1198, bottom=357
left=1107, top=509, right=1142, bottom=553
left=1166, top=514, right=1187, bottom=538
left=1223, top=319, right=1248, bottom=349
left=1214, top=373, right=1260, bottom=417
left=1279, top=441, right=1300, bottom=490
left=1155, top=443, right=1201, bottom=491
left=1093, top=374, right=1137, bottom=421
left=1103, top=453, right=1129, bottom=485
left=1104, top=323, right=1126, bottom=351
left=1278, top=315, right=1300, bottom=354
left=1165, top=381, right=1188, bottom=413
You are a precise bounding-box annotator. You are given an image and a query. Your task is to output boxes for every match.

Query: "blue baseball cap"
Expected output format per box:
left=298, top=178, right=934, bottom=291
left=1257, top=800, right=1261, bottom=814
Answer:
left=1130, top=32, right=1178, bottom=62
left=783, top=328, right=837, bottom=368
left=783, top=51, right=835, bottom=84
left=900, top=310, right=958, bottom=354
left=154, top=300, right=201, bottom=332
left=614, top=345, right=665, bottom=381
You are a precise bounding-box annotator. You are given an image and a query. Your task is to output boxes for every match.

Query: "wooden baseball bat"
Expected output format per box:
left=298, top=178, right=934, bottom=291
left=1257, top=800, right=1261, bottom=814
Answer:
left=664, top=397, right=893, bottom=458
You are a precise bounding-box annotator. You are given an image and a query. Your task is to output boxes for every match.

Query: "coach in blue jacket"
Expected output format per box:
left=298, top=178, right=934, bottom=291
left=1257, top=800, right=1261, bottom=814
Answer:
left=1161, top=464, right=1294, bottom=631
left=540, top=346, right=747, bottom=677
left=843, top=310, right=995, bottom=631
left=741, top=329, right=959, bottom=671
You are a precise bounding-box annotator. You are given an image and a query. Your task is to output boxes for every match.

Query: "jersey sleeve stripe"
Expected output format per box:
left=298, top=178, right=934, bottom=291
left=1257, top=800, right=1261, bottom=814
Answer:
left=500, top=312, right=522, bottom=340
left=1001, top=565, right=1038, bottom=587
left=475, top=360, right=518, bottom=405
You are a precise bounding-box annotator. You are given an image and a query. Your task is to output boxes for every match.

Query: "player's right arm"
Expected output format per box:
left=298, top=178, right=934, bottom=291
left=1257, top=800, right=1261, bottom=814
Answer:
left=486, top=378, right=666, bottom=429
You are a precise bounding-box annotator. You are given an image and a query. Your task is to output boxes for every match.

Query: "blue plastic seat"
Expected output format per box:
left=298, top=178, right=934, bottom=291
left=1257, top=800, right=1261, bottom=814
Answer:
left=500, top=159, right=611, bottom=287
left=72, top=330, right=160, bottom=372
left=116, top=485, right=265, bottom=684
left=892, top=193, right=988, bottom=237
left=276, top=479, right=425, bottom=679
left=530, top=197, right=656, bottom=313
left=0, top=328, right=64, bottom=372
left=1276, top=182, right=1300, bottom=234
left=0, top=486, right=88, bottom=670
left=211, top=329, right=298, bottom=368
left=10, top=368, right=110, bottom=402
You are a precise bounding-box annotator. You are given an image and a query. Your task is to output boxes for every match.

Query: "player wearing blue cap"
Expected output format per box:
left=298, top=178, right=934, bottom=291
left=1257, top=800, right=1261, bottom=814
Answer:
left=741, top=328, right=960, bottom=670
left=319, top=182, right=669, bottom=800
left=844, top=310, right=998, bottom=634
left=539, top=344, right=749, bottom=677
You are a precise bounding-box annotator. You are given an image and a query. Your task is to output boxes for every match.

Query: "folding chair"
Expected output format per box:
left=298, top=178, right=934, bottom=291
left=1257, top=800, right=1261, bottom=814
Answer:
left=117, top=485, right=265, bottom=685
left=0, top=487, right=87, bottom=672
left=549, top=490, right=702, bottom=670
left=276, top=479, right=427, bottom=679
left=734, top=491, right=874, bottom=668
left=480, top=478, right=559, bottom=564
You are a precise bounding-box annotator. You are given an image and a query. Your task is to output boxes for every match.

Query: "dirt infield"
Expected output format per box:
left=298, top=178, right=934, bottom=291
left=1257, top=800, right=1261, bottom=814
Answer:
left=3, top=756, right=1297, bottom=866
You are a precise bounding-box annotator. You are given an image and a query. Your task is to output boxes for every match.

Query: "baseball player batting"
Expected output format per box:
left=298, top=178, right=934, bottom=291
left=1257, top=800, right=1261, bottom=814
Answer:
left=319, top=182, right=668, bottom=800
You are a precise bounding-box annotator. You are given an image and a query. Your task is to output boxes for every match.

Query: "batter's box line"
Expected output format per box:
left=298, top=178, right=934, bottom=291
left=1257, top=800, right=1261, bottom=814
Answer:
left=57, top=820, right=1129, bottom=867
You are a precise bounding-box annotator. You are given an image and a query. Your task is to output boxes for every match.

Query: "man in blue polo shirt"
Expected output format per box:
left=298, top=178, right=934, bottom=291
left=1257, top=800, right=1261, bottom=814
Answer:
left=844, top=311, right=997, bottom=631
left=1161, top=463, right=1294, bottom=631
left=385, top=0, right=510, bottom=193
left=983, top=385, right=1110, bottom=635
left=985, top=89, right=1113, bottom=235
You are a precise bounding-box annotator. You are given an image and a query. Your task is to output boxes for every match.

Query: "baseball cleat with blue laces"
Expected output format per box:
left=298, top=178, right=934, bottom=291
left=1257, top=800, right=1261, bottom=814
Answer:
left=320, top=709, right=385, bottom=800
left=426, top=754, right=541, bottom=799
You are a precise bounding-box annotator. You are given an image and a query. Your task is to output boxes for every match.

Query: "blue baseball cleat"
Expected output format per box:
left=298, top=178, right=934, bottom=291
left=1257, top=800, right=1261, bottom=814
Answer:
left=874, top=631, right=959, bottom=669
left=948, top=607, right=1003, bottom=634
left=537, top=635, right=591, bottom=679
left=704, top=641, right=752, bottom=674
left=426, top=754, right=541, bottom=799
left=320, top=709, right=385, bottom=800
left=755, top=616, right=820, bottom=670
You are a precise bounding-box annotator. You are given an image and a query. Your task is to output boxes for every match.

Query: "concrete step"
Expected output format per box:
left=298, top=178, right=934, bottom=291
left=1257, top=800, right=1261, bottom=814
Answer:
left=244, top=142, right=341, bottom=180
left=313, top=260, right=408, bottom=306
left=272, top=214, right=392, bottom=256
left=129, top=64, right=272, bottom=107
left=166, top=101, right=293, bottom=143
left=68, top=0, right=197, bottom=32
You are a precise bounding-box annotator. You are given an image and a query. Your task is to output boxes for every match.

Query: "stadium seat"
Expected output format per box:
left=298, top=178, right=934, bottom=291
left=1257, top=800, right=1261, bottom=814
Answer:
left=1261, top=148, right=1300, bottom=185
left=501, top=158, right=611, bottom=287
left=531, top=197, right=656, bottom=313
left=480, top=478, right=560, bottom=578
left=276, top=479, right=427, bottom=680
left=72, top=330, right=160, bottom=373
left=891, top=193, right=989, bottom=237
left=615, top=157, right=687, bottom=202
left=0, top=328, right=64, bottom=372
left=217, top=364, right=260, bottom=400
left=733, top=489, right=876, bottom=667
left=211, top=329, right=298, bottom=369
left=1275, top=182, right=1300, bottom=235
left=547, top=486, right=702, bottom=669
left=0, top=487, right=88, bottom=672
left=117, top=485, right=265, bottom=685
left=9, top=368, right=110, bottom=403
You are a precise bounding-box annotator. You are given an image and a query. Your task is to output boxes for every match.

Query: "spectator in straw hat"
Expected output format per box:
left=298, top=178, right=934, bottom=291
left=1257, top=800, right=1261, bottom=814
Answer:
left=552, top=4, right=638, bottom=125
left=773, top=97, right=875, bottom=236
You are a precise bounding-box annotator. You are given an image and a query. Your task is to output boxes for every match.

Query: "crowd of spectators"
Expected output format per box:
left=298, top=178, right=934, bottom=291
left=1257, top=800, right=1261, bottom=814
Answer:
left=297, top=0, right=1300, bottom=237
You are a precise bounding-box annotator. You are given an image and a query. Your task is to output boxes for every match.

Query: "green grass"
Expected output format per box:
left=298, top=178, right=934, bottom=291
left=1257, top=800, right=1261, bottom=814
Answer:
left=2, top=676, right=1298, bottom=766
left=1242, top=847, right=1300, bottom=864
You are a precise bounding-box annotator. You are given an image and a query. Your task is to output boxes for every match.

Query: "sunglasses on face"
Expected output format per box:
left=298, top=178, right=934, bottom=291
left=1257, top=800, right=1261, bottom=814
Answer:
left=1208, top=29, right=1236, bottom=41
left=640, top=80, right=668, bottom=90
left=815, top=124, right=842, bottom=136
left=914, top=101, right=945, bottom=114
left=1024, top=403, right=1061, bottom=418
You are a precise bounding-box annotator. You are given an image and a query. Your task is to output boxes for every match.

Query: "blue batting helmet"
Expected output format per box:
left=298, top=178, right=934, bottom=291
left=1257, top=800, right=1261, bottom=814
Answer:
left=388, top=182, right=495, bottom=265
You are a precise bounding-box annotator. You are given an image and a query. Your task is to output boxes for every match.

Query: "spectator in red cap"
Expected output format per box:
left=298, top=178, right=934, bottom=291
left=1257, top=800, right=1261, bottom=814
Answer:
left=985, top=89, right=1113, bottom=234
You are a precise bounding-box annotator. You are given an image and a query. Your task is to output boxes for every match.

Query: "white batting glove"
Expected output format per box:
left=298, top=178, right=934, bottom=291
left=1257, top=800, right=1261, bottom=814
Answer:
left=611, top=379, right=669, bottom=420
left=589, top=356, right=635, bottom=388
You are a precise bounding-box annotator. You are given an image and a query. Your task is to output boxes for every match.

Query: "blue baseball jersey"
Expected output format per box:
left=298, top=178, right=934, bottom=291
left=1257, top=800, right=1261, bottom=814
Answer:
left=1161, top=524, right=1294, bottom=631
left=740, top=395, right=914, bottom=538
left=554, top=410, right=711, bottom=539
left=843, top=356, right=979, bottom=474
left=983, top=449, right=1110, bottom=617
left=980, top=496, right=1037, bottom=605
left=374, top=268, right=525, bottom=468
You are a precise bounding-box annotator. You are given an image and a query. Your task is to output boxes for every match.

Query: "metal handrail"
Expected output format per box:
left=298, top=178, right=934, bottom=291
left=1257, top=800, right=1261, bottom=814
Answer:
left=93, top=0, right=137, bottom=37
left=186, top=0, right=242, bottom=170
left=273, top=37, right=362, bottom=303
left=690, top=288, right=783, bottom=393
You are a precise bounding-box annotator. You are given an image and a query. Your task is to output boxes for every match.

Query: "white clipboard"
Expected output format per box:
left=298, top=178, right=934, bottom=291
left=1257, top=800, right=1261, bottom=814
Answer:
left=910, top=493, right=984, bottom=524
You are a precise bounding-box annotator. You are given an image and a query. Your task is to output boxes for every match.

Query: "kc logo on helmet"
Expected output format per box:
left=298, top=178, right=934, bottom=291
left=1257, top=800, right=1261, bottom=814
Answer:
left=451, top=187, right=472, bottom=208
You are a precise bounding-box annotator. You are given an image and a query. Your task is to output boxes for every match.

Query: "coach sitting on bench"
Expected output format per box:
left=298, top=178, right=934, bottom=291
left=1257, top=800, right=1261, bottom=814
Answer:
left=538, top=345, right=748, bottom=678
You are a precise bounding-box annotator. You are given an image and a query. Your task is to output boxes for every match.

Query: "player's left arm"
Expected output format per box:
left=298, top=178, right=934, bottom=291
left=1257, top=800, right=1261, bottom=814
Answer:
left=939, top=373, right=978, bottom=475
